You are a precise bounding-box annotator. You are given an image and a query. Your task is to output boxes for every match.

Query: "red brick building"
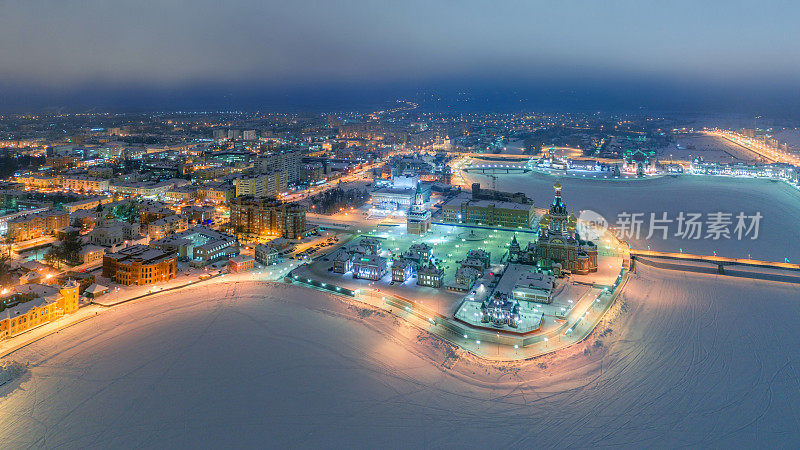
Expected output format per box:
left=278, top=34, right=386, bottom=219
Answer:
left=102, top=245, right=178, bottom=285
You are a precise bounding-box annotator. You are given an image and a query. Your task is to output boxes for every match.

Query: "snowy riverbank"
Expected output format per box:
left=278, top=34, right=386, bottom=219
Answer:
left=1, top=269, right=799, bottom=446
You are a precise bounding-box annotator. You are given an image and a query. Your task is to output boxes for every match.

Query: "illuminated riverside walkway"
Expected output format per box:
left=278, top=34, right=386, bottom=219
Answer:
left=630, top=249, right=800, bottom=274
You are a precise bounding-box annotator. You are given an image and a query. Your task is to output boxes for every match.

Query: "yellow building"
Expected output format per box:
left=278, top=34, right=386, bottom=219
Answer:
left=16, top=173, right=60, bottom=190
left=62, top=176, right=110, bottom=192
left=441, top=191, right=535, bottom=228
left=229, top=196, right=308, bottom=240
left=198, top=182, right=235, bottom=204
left=0, top=280, right=79, bottom=341
left=234, top=172, right=286, bottom=198
left=7, top=210, right=70, bottom=242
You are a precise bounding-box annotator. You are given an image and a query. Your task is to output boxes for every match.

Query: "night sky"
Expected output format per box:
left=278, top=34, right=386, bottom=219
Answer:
left=1, top=0, right=798, bottom=113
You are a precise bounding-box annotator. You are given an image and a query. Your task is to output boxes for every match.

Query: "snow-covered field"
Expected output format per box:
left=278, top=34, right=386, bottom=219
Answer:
left=466, top=171, right=800, bottom=261
left=1, top=269, right=799, bottom=447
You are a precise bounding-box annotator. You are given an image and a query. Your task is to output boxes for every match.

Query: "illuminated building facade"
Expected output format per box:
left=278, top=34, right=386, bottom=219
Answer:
left=480, top=295, right=521, bottom=328
left=6, top=210, right=70, bottom=242
left=255, top=150, right=301, bottom=184
left=102, top=245, right=178, bottom=285
left=533, top=181, right=597, bottom=275
left=0, top=280, right=79, bottom=341
left=198, top=182, right=235, bottom=204
left=229, top=196, right=307, bottom=240
left=406, top=182, right=431, bottom=235
left=146, top=215, right=189, bottom=240
left=254, top=243, right=280, bottom=265
left=15, top=174, right=59, bottom=190
left=299, top=163, right=325, bottom=185
left=352, top=254, right=387, bottom=280
left=62, top=176, right=110, bottom=193
left=234, top=172, right=286, bottom=198
left=150, top=226, right=238, bottom=266
left=332, top=249, right=353, bottom=274
left=416, top=263, right=444, bottom=288
left=441, top=192, right=534, bottom=228
left=391, top=260, right=413, bottom=282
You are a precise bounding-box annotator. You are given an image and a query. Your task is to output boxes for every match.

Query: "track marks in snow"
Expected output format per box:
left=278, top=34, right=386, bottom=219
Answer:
left=2, top=270, right=800, bottom=447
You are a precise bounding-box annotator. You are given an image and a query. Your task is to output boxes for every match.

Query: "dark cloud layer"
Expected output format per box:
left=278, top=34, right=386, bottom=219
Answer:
left=1, top=0, right=798, bottom=113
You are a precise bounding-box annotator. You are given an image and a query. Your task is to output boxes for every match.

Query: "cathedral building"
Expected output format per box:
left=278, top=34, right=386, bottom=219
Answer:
left=510, top=180, right=597, bottom=275
left=480, top=295, right=521, bottom=328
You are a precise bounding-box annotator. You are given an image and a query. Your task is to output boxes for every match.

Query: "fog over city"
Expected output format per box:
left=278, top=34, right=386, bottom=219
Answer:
left=1, top=0, right=799, bottom=114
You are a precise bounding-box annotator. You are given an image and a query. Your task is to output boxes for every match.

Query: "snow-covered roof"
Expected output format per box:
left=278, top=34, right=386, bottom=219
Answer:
left=84, top=284, right=109, bottom=294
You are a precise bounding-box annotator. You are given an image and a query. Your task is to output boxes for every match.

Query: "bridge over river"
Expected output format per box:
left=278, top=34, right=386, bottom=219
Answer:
left=630, top=249, right=800, bottom=275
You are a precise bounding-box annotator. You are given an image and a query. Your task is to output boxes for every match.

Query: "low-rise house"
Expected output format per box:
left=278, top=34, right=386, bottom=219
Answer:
left=401, top=243, right=433, bottom=266
left=149, top=226, right=238, bottom=266
left=228, top=255, right=254, bottom=273
left=391, top=259, right=413, bottom=282
left=332, top=249, right=353, bottom=274
left=254, top=243, right=280, bottom=266
left=510, top=272, right=555, bottom=304
left=459, top=257, right=487, bottom=274
left=417, top=263, right=444, bottom=288
left=448, top=266, right=482, bottom=292
left=465, top=249, right=491, bottom=268
left=352, top=253, right=387, bottom=280
left=358, top=237, right=382, bottom=255
left=79, top=245, right=105, bottom=265
left=147, top=214, right=189, bottom=240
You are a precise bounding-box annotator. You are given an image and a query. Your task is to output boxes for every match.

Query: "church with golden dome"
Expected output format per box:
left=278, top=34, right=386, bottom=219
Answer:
left=509, top=180, right=597, bottom=275
left=536, top=180, right=597, bottom=274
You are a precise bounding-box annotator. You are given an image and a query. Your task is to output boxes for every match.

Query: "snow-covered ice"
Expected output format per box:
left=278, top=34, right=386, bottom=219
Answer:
left=466, top=171, right=800, bottom=261
left=1, top=268, right=799, bottom=447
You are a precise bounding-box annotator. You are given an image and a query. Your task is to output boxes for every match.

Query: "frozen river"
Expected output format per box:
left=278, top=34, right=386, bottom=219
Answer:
left=2, top=174, right=800, bottom=447
left=1, top=270, right=800, bottom=447
left=465, top=171, right=800, bottom=261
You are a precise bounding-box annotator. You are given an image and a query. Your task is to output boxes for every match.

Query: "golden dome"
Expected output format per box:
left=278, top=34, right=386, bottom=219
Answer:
left=554, top=179, right=562, bottom=190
